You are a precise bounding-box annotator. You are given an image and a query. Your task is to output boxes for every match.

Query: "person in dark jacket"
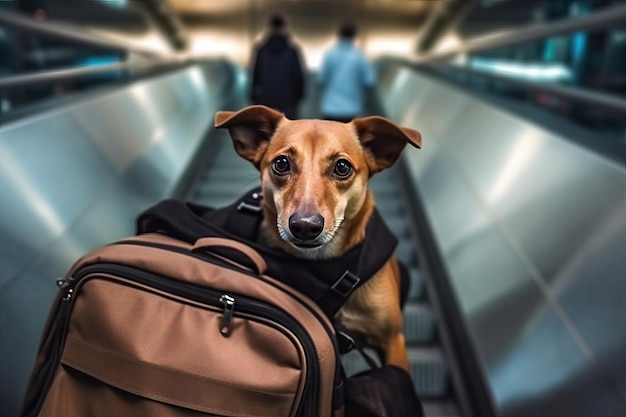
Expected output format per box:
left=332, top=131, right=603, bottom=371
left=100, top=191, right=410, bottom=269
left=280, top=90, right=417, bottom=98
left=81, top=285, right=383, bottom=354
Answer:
left=250, top=14, right=306, bottom=120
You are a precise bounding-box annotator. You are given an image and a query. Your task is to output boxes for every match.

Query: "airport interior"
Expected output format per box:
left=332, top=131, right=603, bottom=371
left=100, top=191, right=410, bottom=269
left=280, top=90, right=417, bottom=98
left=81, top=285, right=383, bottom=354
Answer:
left=1, top=0, right=625, bottom=416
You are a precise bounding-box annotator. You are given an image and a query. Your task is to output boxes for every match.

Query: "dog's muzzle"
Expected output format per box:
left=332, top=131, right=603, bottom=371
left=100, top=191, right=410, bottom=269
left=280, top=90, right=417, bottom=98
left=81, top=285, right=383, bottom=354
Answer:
left=288, top=213, right=324, bottom=247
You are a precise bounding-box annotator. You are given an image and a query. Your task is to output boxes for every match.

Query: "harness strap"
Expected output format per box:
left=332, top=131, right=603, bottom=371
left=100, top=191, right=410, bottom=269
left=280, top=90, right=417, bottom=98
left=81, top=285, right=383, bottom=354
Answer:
left=224, top=188, right=264, bottom=241
left=219, top=188, right=397, bottom=315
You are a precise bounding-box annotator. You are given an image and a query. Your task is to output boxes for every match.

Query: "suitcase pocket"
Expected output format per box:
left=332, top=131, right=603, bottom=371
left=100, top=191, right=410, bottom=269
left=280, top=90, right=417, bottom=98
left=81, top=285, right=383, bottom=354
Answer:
left=38, top=335, right=301, bottom=417
left=39, top=271, right=312, bottom=417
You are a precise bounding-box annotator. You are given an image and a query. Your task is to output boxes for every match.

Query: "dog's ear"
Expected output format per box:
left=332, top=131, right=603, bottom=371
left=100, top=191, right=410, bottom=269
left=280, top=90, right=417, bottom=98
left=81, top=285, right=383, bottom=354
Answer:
left=215, top=105, right=284, bottom=167
left=352, top=116, right=421, bottom=174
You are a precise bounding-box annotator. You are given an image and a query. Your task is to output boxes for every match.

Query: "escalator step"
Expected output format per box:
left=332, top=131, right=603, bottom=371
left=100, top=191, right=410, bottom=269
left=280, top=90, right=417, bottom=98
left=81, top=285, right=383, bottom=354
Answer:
left=192, top=195, right=241, bottom=209
left=384, top=216, right=411, bottom=238
left=407, top=267, right=426, bottom=302
left=198, top=170, right=258, bottom=183
left=369, top=182, right=400, bottom=198
left=373, top=196, right=404, bottom=215
left=403, top=303, right=437, bottom=344
left=197, top=157, right=257, bottom=175
left=370, top=168, right=396, bottom=182
left=396, top=239, right=417, bottom=265
left=408, top=347, right=449, bottom=399
left=193, top=191, right=245, bottom=206
left=421, top=400, right=461, bottom=417
left=195, top=180, right=260, bottom=197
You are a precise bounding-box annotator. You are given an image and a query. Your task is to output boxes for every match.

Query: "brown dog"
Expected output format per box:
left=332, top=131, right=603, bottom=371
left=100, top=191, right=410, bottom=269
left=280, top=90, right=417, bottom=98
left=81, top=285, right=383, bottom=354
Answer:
left=215, top=105, right=421, bottom=370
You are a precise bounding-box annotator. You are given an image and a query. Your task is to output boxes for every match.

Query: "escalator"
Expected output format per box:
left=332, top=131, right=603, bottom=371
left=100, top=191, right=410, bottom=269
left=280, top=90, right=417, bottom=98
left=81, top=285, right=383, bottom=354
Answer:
left=184, top=98, right=463, bottom=416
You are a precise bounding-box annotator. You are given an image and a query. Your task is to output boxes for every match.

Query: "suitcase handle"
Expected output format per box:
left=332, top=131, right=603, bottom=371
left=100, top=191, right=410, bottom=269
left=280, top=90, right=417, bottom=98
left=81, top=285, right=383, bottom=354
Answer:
left=192, top=237, right=267, bottom=275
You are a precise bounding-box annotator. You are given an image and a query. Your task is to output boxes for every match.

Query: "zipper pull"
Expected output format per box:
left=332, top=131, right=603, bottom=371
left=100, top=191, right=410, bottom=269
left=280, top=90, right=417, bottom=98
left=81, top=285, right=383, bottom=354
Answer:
left=219, top=294, right=235, bottom=336
left=56, top=276, right=76, bottom=301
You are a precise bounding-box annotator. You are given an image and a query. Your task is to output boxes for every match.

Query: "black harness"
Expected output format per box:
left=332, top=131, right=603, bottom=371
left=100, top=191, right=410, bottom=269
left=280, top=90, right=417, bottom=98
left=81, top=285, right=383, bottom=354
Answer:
left=136, top=187, right=399, bottom=318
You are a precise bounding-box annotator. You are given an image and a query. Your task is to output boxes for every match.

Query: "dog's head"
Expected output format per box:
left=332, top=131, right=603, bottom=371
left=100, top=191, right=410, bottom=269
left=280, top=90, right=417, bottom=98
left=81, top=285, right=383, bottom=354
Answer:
left=215, top=105, right=421, bottom=259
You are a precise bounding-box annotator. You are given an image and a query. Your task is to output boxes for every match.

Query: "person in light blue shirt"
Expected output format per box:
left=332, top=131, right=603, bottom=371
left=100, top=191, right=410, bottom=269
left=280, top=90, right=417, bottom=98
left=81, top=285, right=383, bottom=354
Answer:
left=317, top=23, right=376, bottom=123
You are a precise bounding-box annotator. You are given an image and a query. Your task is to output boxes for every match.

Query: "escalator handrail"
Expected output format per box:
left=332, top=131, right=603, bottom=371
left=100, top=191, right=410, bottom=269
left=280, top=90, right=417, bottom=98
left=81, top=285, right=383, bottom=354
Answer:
left=0, top=10, right=191, bottom=90
left=381, top=56, right=626, bottom=116
left=0, top=59, right=191, bottom=90
left=414, top=3, right=626, bottom=62
left=0, top=9, right=163, bottom=58
left=424, top=62, right=626, bottom=115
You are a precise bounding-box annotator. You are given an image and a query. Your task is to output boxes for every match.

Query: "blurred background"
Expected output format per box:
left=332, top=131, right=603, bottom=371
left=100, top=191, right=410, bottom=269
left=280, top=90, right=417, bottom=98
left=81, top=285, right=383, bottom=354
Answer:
left=1, top=1, right=625, bottom=416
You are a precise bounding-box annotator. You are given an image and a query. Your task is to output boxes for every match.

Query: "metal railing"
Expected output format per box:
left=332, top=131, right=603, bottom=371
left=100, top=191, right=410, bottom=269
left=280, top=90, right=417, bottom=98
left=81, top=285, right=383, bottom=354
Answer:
left=443, top=65, right=626, bottom=114
left=407, top=3, right=626, bottom=115
left=0, top=9, right=187, bottom=89
left=418, top=3, right=626, bottom=62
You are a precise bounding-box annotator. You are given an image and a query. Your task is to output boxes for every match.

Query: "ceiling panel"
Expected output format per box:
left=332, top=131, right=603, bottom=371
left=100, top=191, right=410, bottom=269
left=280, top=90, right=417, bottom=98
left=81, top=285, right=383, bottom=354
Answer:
left=168, top=0, right=439, bottom=66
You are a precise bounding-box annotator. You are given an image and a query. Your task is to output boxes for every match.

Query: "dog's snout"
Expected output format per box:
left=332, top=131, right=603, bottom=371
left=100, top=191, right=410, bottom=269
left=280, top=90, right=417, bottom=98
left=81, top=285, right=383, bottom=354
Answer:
left=289, top=213, right=324, bottom=241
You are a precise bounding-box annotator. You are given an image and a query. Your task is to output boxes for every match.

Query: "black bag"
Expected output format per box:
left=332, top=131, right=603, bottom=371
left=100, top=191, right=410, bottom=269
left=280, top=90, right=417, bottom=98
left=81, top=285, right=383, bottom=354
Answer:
left=345, top=365, right=425, bottom=417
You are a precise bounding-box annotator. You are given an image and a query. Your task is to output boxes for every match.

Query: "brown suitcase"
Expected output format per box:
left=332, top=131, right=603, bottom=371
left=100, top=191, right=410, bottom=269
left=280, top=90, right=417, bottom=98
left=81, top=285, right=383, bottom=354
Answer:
left=21, top=233, right=342, bottom=417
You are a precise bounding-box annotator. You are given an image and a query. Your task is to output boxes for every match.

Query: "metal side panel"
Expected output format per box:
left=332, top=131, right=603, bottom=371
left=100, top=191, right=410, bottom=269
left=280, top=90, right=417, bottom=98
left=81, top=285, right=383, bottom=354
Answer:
left=378, top=61, right=626, bottom=416
left=0, top=61, right=238, bottom=417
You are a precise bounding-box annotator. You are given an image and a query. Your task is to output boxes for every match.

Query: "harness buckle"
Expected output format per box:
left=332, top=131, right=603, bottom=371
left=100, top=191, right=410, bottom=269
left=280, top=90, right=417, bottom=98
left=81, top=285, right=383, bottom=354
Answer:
left=332, top=270, right=361, bottom=297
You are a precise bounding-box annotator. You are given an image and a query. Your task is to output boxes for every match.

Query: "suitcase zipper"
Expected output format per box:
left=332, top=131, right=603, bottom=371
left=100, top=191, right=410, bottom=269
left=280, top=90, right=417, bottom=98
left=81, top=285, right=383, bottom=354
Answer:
left=63, top=263, right=319, bottom=417
left=24, top=287, right=73, bottom=417
left=219, top=294, right=236, bottom=335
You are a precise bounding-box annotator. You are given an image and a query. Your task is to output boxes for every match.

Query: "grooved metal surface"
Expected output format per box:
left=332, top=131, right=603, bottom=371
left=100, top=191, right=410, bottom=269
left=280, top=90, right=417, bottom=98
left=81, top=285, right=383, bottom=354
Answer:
left=378, top=60, right=626, bottom=417
left=0, top=61, right=238, bottom=417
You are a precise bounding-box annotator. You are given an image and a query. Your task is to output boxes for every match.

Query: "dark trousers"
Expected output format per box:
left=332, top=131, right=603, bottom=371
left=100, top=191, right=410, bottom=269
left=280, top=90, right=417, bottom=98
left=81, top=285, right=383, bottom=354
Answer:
left=280, top=103, right=299, bottom=120
left=322, top=115, right=355, bottom=123
left=254, top=102, right=299, bottom=120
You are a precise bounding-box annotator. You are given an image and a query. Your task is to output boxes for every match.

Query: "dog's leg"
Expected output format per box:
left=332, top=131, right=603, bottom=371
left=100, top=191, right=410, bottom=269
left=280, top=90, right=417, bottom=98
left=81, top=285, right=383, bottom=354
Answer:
left=339, top=260, right=409, bottom=371
left=383, top=259, right=410, bottom=370
left=379, top=283, right=409, bottom=370
left=385, top=330, right=409, bottom=370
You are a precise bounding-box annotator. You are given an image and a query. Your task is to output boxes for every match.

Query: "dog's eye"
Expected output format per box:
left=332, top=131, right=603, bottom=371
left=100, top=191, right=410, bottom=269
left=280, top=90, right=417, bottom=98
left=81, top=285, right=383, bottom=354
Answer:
left=272, top=156, right=291, bottom=175
left=333, top=159, right=353, bottom=178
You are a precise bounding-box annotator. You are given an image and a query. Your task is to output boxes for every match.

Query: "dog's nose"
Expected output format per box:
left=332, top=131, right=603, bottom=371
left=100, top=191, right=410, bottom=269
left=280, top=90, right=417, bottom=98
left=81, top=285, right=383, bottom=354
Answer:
left=289, top=213, right=324, bottom=241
